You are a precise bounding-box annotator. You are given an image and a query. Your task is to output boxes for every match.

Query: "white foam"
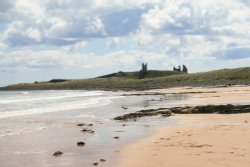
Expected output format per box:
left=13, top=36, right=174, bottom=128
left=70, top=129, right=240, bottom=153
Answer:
left=0, top=96, right=122, bottom=119
left=0, top=91, right=104, bottom=104
left=0, top=126, right=46, bottom=138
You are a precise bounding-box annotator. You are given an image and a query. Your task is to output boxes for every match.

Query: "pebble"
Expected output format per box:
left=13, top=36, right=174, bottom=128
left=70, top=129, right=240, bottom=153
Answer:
left=77, top=142, right=85, bottom=146
left=93, top=162, right=98, bottom=166
left=53, top=151, right=63, bottom=157
left=77, top=123, right=85, bottom=126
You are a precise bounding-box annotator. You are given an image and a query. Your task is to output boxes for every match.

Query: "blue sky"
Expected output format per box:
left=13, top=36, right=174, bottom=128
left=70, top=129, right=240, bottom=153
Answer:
left=0, top=0, right=250, bottom=86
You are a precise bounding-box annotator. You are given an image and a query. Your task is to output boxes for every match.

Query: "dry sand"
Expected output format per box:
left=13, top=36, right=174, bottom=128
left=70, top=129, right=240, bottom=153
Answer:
left=115, top=86, right=250, bottom=167
left=146, top=86, right=250, bottom=105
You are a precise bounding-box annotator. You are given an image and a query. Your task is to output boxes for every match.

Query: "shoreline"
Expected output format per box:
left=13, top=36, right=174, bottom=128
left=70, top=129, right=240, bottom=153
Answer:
left=0, top=90, right=176, bottom=167
left=115, top=86, right=250, bottom=167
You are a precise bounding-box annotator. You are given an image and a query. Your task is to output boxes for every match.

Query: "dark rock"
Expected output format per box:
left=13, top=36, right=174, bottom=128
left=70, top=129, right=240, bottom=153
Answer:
left=113, top=104, right=250, bottom=120
left=77, top=142, right=85, bottom=146
left=81, top=128, right=95, bottom=133
left=113, top=136, right=120, bottom=139
left=114, top=108, right=172, bottom=120
left=121, top=106, right=128, bottom=109
left=88, top=123, right=93, bottom=126
left=100, top=159, right=106, bottom=162
left=93, top=162, right=98, bottom=166
left=53, top=151, right=63, bottom=156
left=77, top=123, right=85, bottom=126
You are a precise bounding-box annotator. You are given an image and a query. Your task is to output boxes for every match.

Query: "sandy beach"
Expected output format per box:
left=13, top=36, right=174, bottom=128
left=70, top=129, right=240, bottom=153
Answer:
left=116, top=86, right=250, bottom=167
left=1, top=86, right=250, bottom=167
left=145, top=86, right=250, bottom=105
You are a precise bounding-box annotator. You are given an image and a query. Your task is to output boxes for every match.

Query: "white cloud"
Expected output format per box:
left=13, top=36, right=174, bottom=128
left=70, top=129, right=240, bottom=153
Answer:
left=137, top=0, right=250, bottom=37
left=45, top=17, right=68, bottom=38
left=85, top=17, right=107, bottom=36
left=63, top=41, right=88, bottom=52
left=0, top=49, right=171, bottom=72
left=134, top=29, right=153, bottom=46
left=0, top=0, right=159, bottom=47
left=2, top=21, right=43, bottom=46
left=1, top=0, right=250, bottom=75
left=107, top=37, right=124, bottom=48
left=3, top=0, right=250, bottom=47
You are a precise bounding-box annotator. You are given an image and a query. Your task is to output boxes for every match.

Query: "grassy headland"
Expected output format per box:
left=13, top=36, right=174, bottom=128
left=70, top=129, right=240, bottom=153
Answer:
left=1, top=67, right=250, bottom=91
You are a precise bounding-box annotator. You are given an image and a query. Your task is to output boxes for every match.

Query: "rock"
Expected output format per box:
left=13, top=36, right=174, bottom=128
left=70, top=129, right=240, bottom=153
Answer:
left=53, top=151, right=63, bottom=157
left=122, top=124, right=126, bottom=126
left=121, top=106, right=128, bottom=110
left=113, top=136, right=120, bottom=139
left=114, top=104, right=250, bottom=120
left=88, top=123, right=93, bottom=126
left=77, top=142, right=85, bottom=146
left=81, top=128, right=95, bottom=133
left=245, top=120, right=248, bottom=123
left=93, top=162, right=98, bottom=166
left=77, top=123, right=85, bottom=126
left=100, top=159, right=106, bottom=162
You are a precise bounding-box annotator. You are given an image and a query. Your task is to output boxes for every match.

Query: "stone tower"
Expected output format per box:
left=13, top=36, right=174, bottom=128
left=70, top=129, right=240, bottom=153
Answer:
left=141, top=63, right=147, bottom=72
left=140, top=63, right=148, bottom=79
left=182, top=65, right=188, bottom=73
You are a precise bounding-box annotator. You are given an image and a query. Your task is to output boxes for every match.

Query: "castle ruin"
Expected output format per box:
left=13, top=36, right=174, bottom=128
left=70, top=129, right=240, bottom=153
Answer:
left=139, top=63, right=148, bottom=79
left=173, top=65, right=188, bottom=73
left=141, top=63, right=148, bottom=72
left=139, top=63, right=188, bottom=79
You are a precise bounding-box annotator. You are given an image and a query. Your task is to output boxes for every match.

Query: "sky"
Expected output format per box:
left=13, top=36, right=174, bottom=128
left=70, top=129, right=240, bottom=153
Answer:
left=0, top=0, right=250, bottom=86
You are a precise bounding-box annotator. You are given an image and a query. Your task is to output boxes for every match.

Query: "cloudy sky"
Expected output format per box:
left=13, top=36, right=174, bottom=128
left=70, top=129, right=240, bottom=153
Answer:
left=1, top=0, right=250, bottom=86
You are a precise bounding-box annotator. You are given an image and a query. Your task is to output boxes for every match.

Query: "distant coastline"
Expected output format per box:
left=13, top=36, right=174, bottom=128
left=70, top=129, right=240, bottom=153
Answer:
left=1, top=67, right=250, bottom=91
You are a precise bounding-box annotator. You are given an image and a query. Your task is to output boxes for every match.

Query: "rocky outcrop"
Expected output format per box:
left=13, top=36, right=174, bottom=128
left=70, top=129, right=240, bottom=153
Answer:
left=114, top=104, right=250, bottom=120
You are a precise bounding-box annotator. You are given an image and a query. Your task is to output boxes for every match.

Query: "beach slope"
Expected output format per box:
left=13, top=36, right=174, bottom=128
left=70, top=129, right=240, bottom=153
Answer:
left=116, top=86, right=250, bottom=167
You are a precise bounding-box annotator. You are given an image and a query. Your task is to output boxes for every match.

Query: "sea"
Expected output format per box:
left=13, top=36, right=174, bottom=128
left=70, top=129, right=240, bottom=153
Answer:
left=0, top=90, right=188, bottom=167
left=0, top=90, right=119, bottom=119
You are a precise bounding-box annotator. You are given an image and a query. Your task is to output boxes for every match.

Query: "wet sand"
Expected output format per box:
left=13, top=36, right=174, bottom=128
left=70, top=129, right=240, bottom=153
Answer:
left=0, top=91, right=177, bottom=167
left=116, top=86, right=250, bottom=167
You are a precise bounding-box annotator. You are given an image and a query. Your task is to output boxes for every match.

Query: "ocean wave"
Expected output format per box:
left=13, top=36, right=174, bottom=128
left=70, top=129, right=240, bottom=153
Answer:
left=0, top=96, right=122, bottom=119
left=0, top=91, right=104, bottom=104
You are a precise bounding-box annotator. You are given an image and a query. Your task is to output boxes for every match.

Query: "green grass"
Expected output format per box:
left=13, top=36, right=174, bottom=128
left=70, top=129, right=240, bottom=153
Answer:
left=1, top=67, right=250, bottom=90
left=97, top=70, right=185, bottom=79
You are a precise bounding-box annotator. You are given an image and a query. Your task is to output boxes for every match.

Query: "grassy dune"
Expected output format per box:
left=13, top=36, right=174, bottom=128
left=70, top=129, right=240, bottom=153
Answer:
left=97, top=70, right=185, bottom=79
left=1, top=67, right=250, bottom=91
